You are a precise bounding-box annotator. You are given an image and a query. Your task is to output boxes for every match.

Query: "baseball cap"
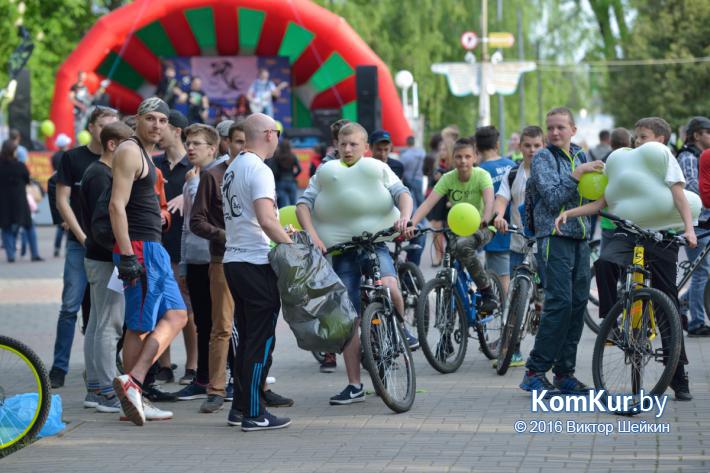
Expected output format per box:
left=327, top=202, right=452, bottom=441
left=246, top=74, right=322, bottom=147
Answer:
left=216, top=120, right=235, bottom=137
left=369, top=129, right=391, bottom=145
left=167, top=110, right=188, bottom=130
left=686, top=116, right=710, bottom=136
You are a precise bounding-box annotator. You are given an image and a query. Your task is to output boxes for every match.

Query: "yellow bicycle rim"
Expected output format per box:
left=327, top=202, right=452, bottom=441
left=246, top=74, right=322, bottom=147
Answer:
left=0, top=343, right=43, bottom=449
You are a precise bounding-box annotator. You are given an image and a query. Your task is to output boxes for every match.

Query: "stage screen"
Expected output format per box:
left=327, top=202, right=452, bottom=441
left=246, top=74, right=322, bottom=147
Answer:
left=166, top=56, right=292, bottom=127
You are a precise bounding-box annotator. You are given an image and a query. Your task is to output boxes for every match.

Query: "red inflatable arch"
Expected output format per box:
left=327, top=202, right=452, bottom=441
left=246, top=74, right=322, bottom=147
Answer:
left=48, top=0, right=411, bottom=147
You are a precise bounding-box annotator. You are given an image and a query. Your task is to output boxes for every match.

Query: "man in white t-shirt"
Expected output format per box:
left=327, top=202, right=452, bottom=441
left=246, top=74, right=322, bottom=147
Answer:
left=221, top=113, right=293, bottom=431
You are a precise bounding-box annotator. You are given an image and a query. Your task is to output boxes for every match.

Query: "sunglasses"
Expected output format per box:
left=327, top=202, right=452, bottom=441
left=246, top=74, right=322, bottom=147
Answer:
left=264, top=129, right=281, bottom=139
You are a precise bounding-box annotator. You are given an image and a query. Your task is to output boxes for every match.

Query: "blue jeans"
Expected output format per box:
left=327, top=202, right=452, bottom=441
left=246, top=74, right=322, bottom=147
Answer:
left=526, top=236, right=590, bottom=376
left=54, top=225, right=65, bottom=251
left=20, top=224, right=40, bottom=259
left=276, top=180, right=298, bottom=208
left=331, top=244, right=397, bottom=314
left=52, top=239, right=88, bottom=373
left=684, top=228, right=710, bottom=331
left=2, top=224, right=38, bottom=260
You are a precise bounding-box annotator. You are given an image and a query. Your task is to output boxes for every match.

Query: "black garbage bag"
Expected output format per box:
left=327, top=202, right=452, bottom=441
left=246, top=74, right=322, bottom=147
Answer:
left=269, top=232, right=357, bottom=353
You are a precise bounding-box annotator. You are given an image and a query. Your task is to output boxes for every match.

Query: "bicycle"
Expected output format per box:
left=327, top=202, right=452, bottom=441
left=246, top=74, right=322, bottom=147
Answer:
left=495, top=226, right=544, bottom=375
left=391, top=235, right=425, bottom=338
left=326, top=227, right=416, bottom=413
left=0, top=335, right=51, bottom=454
left=591, top=212, right=684, bottom=399
left=414, top=227, right=504, bottom=374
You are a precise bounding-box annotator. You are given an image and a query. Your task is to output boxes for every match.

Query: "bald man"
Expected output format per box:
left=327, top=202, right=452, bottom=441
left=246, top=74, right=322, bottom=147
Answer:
left=222, top=113, right=293, bottom=431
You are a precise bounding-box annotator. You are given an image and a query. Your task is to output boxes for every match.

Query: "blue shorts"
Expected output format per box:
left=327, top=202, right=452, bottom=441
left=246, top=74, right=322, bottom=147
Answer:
left=113, top=241, right=186, bottom=332
left=331, top=243, right=397, bottom=315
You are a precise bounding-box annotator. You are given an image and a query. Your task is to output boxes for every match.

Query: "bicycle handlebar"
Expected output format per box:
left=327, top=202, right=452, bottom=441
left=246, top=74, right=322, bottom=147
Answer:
left=599, top=211, right=688, bottom=246
left=325, top=226, right=401, bottom=255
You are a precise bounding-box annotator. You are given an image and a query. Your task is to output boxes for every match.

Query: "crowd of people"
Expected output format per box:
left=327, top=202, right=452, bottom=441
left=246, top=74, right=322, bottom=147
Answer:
left=33, top=93, right=710, bottom=432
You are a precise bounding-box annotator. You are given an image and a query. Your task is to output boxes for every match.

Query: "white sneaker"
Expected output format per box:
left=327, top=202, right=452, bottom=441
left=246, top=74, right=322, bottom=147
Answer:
left=142, top=398, right=173, bottom=421
left=266, top=376, right=276, bottom=385
left=113, top=374, right=145, bottom=426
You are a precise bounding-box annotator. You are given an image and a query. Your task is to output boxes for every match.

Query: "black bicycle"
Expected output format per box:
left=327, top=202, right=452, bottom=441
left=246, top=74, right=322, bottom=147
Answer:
left=326, top=227, right=416, bottom=413
left=390, top=235, right=425, bottom=339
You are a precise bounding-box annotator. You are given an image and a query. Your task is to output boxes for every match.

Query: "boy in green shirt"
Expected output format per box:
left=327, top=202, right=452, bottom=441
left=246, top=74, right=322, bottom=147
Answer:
left=407, top=138, right=497, bottom=310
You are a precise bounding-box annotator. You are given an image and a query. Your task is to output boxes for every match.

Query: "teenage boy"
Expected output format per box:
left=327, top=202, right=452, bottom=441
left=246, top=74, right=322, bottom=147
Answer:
left=519, top=107, right=603, bottom=396
left=50, top=106, right=119, bottom=388
left=407, top=137, right=497, bottom=310
left=79, top=121, right=133, bottom=413
left=222, top=113, right=293, bottom=431
left=297, top=122, right=414, bottom=405
left=370, top=129, right=404, bottom=179
left=556, top=116, right=697, bottom=401
left=477, top=126, right=516, bottom=293
left=110, top=97, right=188, bottom=425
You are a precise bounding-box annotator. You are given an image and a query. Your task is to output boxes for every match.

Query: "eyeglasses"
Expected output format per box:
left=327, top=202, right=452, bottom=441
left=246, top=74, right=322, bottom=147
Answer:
left=263, top=129, right=281, bottom=139
left=185, top=141, right=210, bottom=148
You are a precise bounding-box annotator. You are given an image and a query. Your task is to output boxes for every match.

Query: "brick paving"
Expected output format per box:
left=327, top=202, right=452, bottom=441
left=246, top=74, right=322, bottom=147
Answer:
left=1, top=227, right=709, bottom=472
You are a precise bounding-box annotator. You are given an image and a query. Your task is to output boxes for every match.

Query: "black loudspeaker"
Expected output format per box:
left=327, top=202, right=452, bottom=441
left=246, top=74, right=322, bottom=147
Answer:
left=311, top=108, right=341, bottom=143
left=356, top=65, right=381, bottom=134
left=8, top=68, right=32, bottom=149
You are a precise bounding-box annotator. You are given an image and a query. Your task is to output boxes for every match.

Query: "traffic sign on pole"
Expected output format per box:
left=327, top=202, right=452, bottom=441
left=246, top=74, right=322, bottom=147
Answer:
left=460, top=31, right=478, bottom=50
left=488, top=32, right=515, bottom=48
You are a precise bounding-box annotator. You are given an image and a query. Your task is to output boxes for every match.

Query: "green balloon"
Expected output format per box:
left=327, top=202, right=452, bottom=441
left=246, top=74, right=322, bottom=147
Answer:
left=578, top=172, right=608, bottom=200
left=278, top=205, right=303, bottom=230
left=40, top=120, right=55, bottom=138
left=447, top=203, right=481, bottom=237
left=77, top=130, right=91, bottom=146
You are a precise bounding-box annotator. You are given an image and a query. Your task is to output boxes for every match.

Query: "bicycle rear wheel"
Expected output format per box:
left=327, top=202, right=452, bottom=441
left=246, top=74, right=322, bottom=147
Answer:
left=476, top=272, right=504, bottom=360
left=584, top=262, right=601, bottom=334
left=496, top=278, right=530, bottom=376
left=0, top=335, right=51, bottom=453
left=398, top=261, right=425, bottom=336
left=361, top=303, right=416, bottom=413
left=592, top=288, right=681, bottom=399
left=416, top=278, right=468, bottom=373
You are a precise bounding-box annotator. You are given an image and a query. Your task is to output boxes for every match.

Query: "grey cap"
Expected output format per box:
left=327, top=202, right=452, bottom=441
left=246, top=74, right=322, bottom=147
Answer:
left=686, top=116, right=710, bottom=137
left=216, top=120, right=235, bottom=137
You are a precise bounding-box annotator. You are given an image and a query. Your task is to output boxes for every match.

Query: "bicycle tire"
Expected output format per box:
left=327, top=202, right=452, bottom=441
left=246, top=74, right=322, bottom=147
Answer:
left=592, top=288, right=681, bottom=398
left=361, top=302, right=416, bottom=413
left=311, top=351, right=326, bottom=364
left=476, top=272, right=504, bottom=360
left=0, top=335, right=51, bottom=453
left=398, top=261, right=425, bottom=333
left=416, top=278, right=468, bottom=373
left=584, top=262, right=601, bottom=334
left=496, top=278, right=530, bottom=376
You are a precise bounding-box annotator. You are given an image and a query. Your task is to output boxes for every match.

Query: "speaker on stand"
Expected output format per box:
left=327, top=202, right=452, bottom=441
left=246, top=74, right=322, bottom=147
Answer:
left=356, top=65, right=381, bottom=134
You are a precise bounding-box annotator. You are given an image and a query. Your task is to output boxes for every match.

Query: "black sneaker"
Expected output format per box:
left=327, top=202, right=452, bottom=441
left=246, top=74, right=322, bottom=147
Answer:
left=329, top=384, right=365, bottom=405
left=320, top=353, right=337, bottom=373
left=179, top=369, right=196, bottom=385
left=172, top=381, right=207, bottom=400
left=143, top=383, right=178, bottom=402
left=478, top=288, right=499, bottom=314
left=154, top=366, right=175, bottom=384
left=687, top=325, right=710, bottom=337
left=225, top=381, right=234, bottom=402
left=263, top=389, right=294, bottom=408
left=520, top=371, right=560, bottom=398
left=200, top=394, right=225, bottom=413
left=553, top=374, right=592, bottom=395
left=49, top=367, right=65, bottom=389
left=227, top=408, right=242, bottom=426
left=241, top=411, right=291, bottom=432
left=669, top=367, right=692, bottom=401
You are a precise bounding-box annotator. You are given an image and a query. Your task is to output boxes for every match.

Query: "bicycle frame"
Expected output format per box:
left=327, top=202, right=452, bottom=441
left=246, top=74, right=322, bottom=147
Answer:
left=676, top=232, right=710, bottom=290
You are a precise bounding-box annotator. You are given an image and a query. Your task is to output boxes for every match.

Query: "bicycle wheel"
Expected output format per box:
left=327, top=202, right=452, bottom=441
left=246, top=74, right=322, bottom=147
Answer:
left=398, top=261, right=425, bottom=335
left=311, top=351, right=326, bottom=364
left=361, top=302, right=416, bottom=413
left=584, top=262, right=601, bottom=334
left=476, top=272, right=504, bottom=360
left=416, top=278, right=468, bottom=373
left=496, top=278, right=530, bottom=376
left=0, top=336, right=51, bottom=453
left=592, top=288, right=681, bottom=400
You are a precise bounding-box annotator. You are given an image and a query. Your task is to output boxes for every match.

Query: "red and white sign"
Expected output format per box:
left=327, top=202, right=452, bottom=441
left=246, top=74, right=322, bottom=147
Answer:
left=460, top=31, right=478, bottom=50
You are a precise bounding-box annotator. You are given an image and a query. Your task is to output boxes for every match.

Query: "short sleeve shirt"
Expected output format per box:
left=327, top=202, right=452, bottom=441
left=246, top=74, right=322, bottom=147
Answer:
left=56, top=145, right=101, bottom=242
left=433, top=168, right=493, bottom=215
left=222, top=152, right=278, bottom=265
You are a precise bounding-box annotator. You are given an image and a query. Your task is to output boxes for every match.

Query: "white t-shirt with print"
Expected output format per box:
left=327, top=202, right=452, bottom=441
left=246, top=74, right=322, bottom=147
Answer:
left=222, top=151, right=278, bottom=265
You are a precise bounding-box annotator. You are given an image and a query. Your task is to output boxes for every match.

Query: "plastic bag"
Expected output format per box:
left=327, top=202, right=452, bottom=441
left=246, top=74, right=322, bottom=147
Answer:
left=269, top=232, right=357, bottom=353
left=1, top=393, right=65, bottom=438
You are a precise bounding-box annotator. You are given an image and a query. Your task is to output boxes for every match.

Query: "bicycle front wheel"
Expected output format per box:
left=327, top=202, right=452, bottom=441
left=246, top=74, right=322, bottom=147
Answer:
left=592, top=288, right=681, bottom=398
left=496, top=277, right=530, bottom=376
left=361, top=303, right=416, bottom=413
left=476, top=272, right=504, bottom=360
left=0, top=335, right=51, bottom=453
left=416, top=278, right=468, bottom=373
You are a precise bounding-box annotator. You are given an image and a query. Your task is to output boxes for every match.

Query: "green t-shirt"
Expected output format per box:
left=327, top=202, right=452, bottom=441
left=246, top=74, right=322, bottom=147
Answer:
left=433, top=168, right=493, bottom=215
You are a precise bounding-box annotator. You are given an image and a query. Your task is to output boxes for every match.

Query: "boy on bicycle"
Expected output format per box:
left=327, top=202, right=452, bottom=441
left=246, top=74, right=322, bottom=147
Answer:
left=555, top=116, right=697, bottom=401
left=407, top=137, right=498, bottom=311
left=296, top=122, right=414, bottom=405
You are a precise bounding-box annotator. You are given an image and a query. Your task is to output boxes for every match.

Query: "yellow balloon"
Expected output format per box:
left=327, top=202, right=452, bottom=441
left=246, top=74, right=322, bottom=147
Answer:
left=274, top=120, right=284, bottom=133
left=278, top=205, right=302, bottom=230
left=447, top=203, right=481, bottom=237
left=578, top=172, right=608, bottom=200
left=40, top=120, right=55, bottom=138
left=77, top=130, right=91, bottom=146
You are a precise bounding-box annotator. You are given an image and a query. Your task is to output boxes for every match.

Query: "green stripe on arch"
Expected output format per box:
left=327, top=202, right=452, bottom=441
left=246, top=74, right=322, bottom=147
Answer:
left=341, top=101, right=357, bottom=122
left=309, top=53, right=354, bottom=93
left=135, top=21, right=177, bottom=57
left=97, top=52, right=144, bottom=91
left=185, top=7, right=217, bottom=54
left=277, top=22, right=315, bottom=64
left=238, top=8, right=265, bottom=55
left=293, top=97, right=313, bottom=128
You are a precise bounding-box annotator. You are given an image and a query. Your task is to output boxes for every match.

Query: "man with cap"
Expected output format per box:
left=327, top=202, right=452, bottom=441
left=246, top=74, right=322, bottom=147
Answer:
left=109, top=97, right=188, bottom=426
left=370, top=129, right=404, bottom=179
left=678, top=116, right=710, bottom=337
left=153, top=109, right=199, bottom=385
left=216, top=119, right=235, bottom=158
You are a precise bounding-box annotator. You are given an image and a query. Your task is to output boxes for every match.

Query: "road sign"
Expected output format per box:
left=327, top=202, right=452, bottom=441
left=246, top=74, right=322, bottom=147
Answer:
left=488, top=32, right=514, bottom=48
left=460, top=31, right=478, bottom=50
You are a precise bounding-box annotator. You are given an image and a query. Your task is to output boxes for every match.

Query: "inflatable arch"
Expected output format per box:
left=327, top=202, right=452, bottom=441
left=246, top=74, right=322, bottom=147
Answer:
left=48, top=0, right=411, bottom=147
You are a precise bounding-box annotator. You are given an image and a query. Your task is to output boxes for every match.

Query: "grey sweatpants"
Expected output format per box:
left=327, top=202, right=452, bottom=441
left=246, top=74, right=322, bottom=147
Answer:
left=83, top=258, right=124, bottom=394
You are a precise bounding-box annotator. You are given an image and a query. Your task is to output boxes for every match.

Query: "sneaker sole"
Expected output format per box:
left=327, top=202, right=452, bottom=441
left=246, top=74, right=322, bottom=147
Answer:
left=265, top=401, right=294, bottom=408
left=329, top=396, right=365, bottom=405
left=96, top=406, right=121, bottom=413
left=200, top=404, right=225, bottom=413
left=179, top=379, right=195, bottom=385
left=83, top=402, right=99, bottom=408
left=227, top=419, right=242, bottom=426
left=241, top=420, right=291, bottom=431
left=120, top=415, right=172, bottom=422
left=177, top=394, right=208, bottom=401
left=319, top=367, right=336, bottom=373
left=113, top=378, right=145, bottom=426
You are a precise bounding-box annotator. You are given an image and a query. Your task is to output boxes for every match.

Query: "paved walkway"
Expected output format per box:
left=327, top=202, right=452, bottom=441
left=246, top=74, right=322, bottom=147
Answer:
left=1, top=227, right=709, bottom=472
